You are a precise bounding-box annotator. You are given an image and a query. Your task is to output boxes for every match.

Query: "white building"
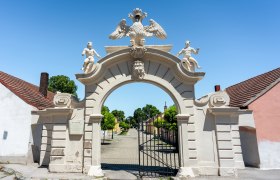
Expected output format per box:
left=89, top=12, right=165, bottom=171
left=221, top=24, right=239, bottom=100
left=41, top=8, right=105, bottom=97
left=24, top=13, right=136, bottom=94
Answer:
left=0, top=71, right=54, bottom=164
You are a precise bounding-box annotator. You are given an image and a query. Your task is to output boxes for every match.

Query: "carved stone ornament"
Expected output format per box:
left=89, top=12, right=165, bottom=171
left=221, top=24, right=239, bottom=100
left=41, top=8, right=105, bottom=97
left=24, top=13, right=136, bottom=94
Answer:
left=109, top=8, right=167, bottom=47
left=130, top=46, right=147, bottom=59
left=132, top=60, right=145, bottom=80
left=209, top=91, right=230, bottom=107
left=53, top=93, right=73, bottom=108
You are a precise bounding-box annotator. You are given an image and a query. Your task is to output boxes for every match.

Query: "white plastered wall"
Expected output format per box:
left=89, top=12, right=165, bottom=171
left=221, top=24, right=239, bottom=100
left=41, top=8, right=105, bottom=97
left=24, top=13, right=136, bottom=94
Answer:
left=0, top=83, right=35, bottom=158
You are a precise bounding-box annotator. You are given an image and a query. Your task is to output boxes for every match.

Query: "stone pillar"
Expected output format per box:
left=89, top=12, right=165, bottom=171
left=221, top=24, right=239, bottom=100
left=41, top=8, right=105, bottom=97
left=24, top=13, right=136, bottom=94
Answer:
left=49, top=123, right=67, bottom=172
left=176, top=114, right=197, bottom=177
left=40, top=123, right=52, bottom=166
left=210, top=108, right=240, bottom=176
left=231, top=120, right=245, bottom=169
left=87, top=114, right=104, bottom=177
left=48, top=108, right=83, bottom=172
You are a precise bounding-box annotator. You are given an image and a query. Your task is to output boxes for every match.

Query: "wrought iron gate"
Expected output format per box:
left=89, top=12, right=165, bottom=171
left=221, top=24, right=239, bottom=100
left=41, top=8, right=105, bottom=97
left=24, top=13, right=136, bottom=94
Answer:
left=138, top=118, right=180, bottom=177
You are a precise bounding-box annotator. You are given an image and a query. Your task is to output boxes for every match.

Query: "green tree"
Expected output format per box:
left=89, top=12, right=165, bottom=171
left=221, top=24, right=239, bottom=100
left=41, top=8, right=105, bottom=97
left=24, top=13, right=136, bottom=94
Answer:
left=133, top=108, right=146, bottom=123
left=153, top=117, right=166, bottom=128
left=119, top=121, right=130, bottom=131
left=164, top=105, right=178, bottom=130
left=142, top=104, right=161, bottom=119
left=48, top=75, right=78, bottom=98
left=101, top=106, right=110, bottom=114
left=126, top=116, right=137, bottom=128
left=111, top=110, right=125, bottom=122
left=101, top=112, right=115, bottom=130
left=101, top=106, right=116, bottom=141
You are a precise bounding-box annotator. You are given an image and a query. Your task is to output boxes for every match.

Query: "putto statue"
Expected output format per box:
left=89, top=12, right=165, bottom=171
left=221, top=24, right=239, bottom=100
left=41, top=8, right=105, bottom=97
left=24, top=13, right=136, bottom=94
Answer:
left=82, top=42, right=101, bottom=74
left=109, top=8, right=167, bottom=47
left=177, top=40, right=201, bottom=72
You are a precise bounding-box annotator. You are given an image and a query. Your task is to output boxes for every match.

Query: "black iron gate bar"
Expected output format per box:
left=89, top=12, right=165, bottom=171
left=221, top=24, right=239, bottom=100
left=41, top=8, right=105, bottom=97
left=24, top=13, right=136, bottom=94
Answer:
left=138, top=118, right=180, bottom=177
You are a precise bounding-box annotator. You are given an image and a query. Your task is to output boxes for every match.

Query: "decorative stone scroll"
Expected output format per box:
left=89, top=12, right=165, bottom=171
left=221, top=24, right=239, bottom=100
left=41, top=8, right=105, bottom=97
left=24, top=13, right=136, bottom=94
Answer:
left=195, top=91, right=230, bottom=108
left=132, top=60, right=145, bottom=80
left=209, top=91, right=230, bottom=107
left=53, top=93, right=78, bottom=108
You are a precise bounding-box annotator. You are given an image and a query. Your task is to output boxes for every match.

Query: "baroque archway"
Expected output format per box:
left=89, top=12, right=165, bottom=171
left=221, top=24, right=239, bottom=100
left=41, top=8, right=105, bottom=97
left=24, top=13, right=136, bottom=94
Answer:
left=34, top=8, right=248, bottom=178
left=76, top=46, right=205, bottom=176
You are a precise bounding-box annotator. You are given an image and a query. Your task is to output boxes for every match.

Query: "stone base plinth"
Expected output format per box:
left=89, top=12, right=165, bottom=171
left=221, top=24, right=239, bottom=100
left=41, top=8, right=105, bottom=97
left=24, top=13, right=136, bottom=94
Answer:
left=88, top=165, right=104, bottom=177
left=49, top=164, right=82, bottom=173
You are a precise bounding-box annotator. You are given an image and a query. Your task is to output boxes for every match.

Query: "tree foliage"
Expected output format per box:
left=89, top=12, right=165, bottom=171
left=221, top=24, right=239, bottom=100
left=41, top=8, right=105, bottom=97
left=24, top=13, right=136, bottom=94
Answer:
left=126, top=116, right=137, bottom=128
left=101, top=106, right=110, bottom=115
left=111, top=110, right=125, bottom=122
left=142, top=104, right=161, bottom=119
left=101, top=106, right=115, bottom=131
left=164, top=105, right=178, bottom=130
left=48, top=75, right=78, bottom=97
left=119, top=121, right=130, bottom=131
left=153, top=117, right=166, bottom=128
left=133, top=108, right=146, bottom=123
left=133, top=104, right=161, bottom=123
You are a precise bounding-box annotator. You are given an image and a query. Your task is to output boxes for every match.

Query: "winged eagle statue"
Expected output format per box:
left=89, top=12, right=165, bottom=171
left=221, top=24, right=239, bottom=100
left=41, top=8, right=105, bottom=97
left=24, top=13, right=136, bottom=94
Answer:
left=109, top=8, right=167, bottom=47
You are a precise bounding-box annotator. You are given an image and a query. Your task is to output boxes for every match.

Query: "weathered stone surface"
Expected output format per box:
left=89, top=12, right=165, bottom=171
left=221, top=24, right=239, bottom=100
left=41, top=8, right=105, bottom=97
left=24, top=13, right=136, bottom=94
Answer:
left=53, top=125, right=67, bottom=131
left=50, top=156, right=65, bottom=164
left=217, top=132, right=231, bottom=141
left=52, top=132, right=66, bottom=139
left=85, top=132, right=92, bottom=140
left=219, top=150, right=234, bottom=158
left=84, top=123, right=92, bottom=131
left=51, top=140, right=66, bottom=148
left=218, top=141, right=233, bottom=150
left=216, top=125, right=231, bottom=132
left=51, top=148, right=65, bottom=156
left=84, top=149, right=92, bottom=157
left=84, top=141, right=92, bottom=149
left=187, top=124, right=195, bottom=132
left=49, top=164, right=83, bottom=173
left=84, top=157, right=92, bottom=165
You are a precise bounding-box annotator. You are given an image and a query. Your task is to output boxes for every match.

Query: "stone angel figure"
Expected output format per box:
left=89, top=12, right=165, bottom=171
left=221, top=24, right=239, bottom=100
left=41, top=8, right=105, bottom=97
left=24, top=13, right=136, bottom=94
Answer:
left=109, top=8, right=167, bottom=47
left=82, top=42, right=101, bottom=74
left=177, top=40, right=201, bottom=72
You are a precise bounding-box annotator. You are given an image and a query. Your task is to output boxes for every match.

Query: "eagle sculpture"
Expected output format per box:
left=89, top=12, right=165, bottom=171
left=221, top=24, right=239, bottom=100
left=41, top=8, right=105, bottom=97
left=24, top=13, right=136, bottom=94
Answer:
left=109, top=8, right=167, bottom=47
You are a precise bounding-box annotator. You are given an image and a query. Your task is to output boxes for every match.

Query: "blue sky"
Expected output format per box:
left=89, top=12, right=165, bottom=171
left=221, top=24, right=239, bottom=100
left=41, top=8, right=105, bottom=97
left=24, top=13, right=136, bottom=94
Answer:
left=1, top=1, right=279, bottom=117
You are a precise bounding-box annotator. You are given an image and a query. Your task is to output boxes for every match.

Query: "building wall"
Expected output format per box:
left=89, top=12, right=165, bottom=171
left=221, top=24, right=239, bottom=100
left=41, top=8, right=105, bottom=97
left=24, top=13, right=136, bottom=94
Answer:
left=239, top=127, right=260, bottom=167
left=249, top=83, right=280, bottom=169
left=0, top=83, right=35, bottom=159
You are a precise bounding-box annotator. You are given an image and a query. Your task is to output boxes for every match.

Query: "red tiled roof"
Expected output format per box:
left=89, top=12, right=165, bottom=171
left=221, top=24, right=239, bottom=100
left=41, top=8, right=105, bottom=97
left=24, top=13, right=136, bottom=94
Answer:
left=0, top=71, right=55, bottom=110
left=226, top=67, right=280, bottom=107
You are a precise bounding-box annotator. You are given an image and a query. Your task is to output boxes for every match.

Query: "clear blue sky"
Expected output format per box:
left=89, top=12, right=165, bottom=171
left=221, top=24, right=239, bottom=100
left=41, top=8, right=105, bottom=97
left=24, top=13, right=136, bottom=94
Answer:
left=1, top=1, right=279, bottom=117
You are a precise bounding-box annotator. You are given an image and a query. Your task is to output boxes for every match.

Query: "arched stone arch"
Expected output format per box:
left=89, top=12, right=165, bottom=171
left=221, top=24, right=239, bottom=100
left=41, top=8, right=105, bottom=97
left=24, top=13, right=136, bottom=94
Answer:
left=76, top=47, right=205, bottom=176
left=77, top=48, right=204, bottom=115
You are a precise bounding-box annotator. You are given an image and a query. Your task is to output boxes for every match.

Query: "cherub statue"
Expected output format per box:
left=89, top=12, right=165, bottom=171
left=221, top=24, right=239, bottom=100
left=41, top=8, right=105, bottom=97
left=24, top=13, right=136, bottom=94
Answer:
left=177, top=40, right=201, bottom=72
left=82, top=42, right=101, bottom=73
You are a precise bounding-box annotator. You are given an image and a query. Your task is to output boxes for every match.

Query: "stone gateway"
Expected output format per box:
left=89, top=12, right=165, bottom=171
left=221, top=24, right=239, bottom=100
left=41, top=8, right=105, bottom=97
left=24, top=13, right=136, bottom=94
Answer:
left=32, top=8, right=251, bottom=178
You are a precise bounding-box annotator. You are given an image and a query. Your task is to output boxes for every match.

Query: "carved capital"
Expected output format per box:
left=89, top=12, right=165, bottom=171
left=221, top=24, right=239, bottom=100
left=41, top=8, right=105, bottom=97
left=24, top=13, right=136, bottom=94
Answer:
left=132, top=60, right=145, bottom=80
left=130, top=46, right=147, bottom=59
left=89, top=114, right=103, bottom=123
left=176, top=114, right=191, bottom=122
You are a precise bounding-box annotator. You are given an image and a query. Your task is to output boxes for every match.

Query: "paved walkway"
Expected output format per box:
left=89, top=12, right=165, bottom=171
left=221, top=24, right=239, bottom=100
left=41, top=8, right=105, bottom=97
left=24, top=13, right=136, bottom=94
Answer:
left=1, top=129, right=280, bottom=179
left=101, top=128, right=139, bottom=177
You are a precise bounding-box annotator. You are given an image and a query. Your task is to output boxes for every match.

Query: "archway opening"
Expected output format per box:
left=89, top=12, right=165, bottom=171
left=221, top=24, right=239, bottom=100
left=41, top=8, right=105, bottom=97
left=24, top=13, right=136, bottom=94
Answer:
left=100, top=82, right=180, bottom=177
